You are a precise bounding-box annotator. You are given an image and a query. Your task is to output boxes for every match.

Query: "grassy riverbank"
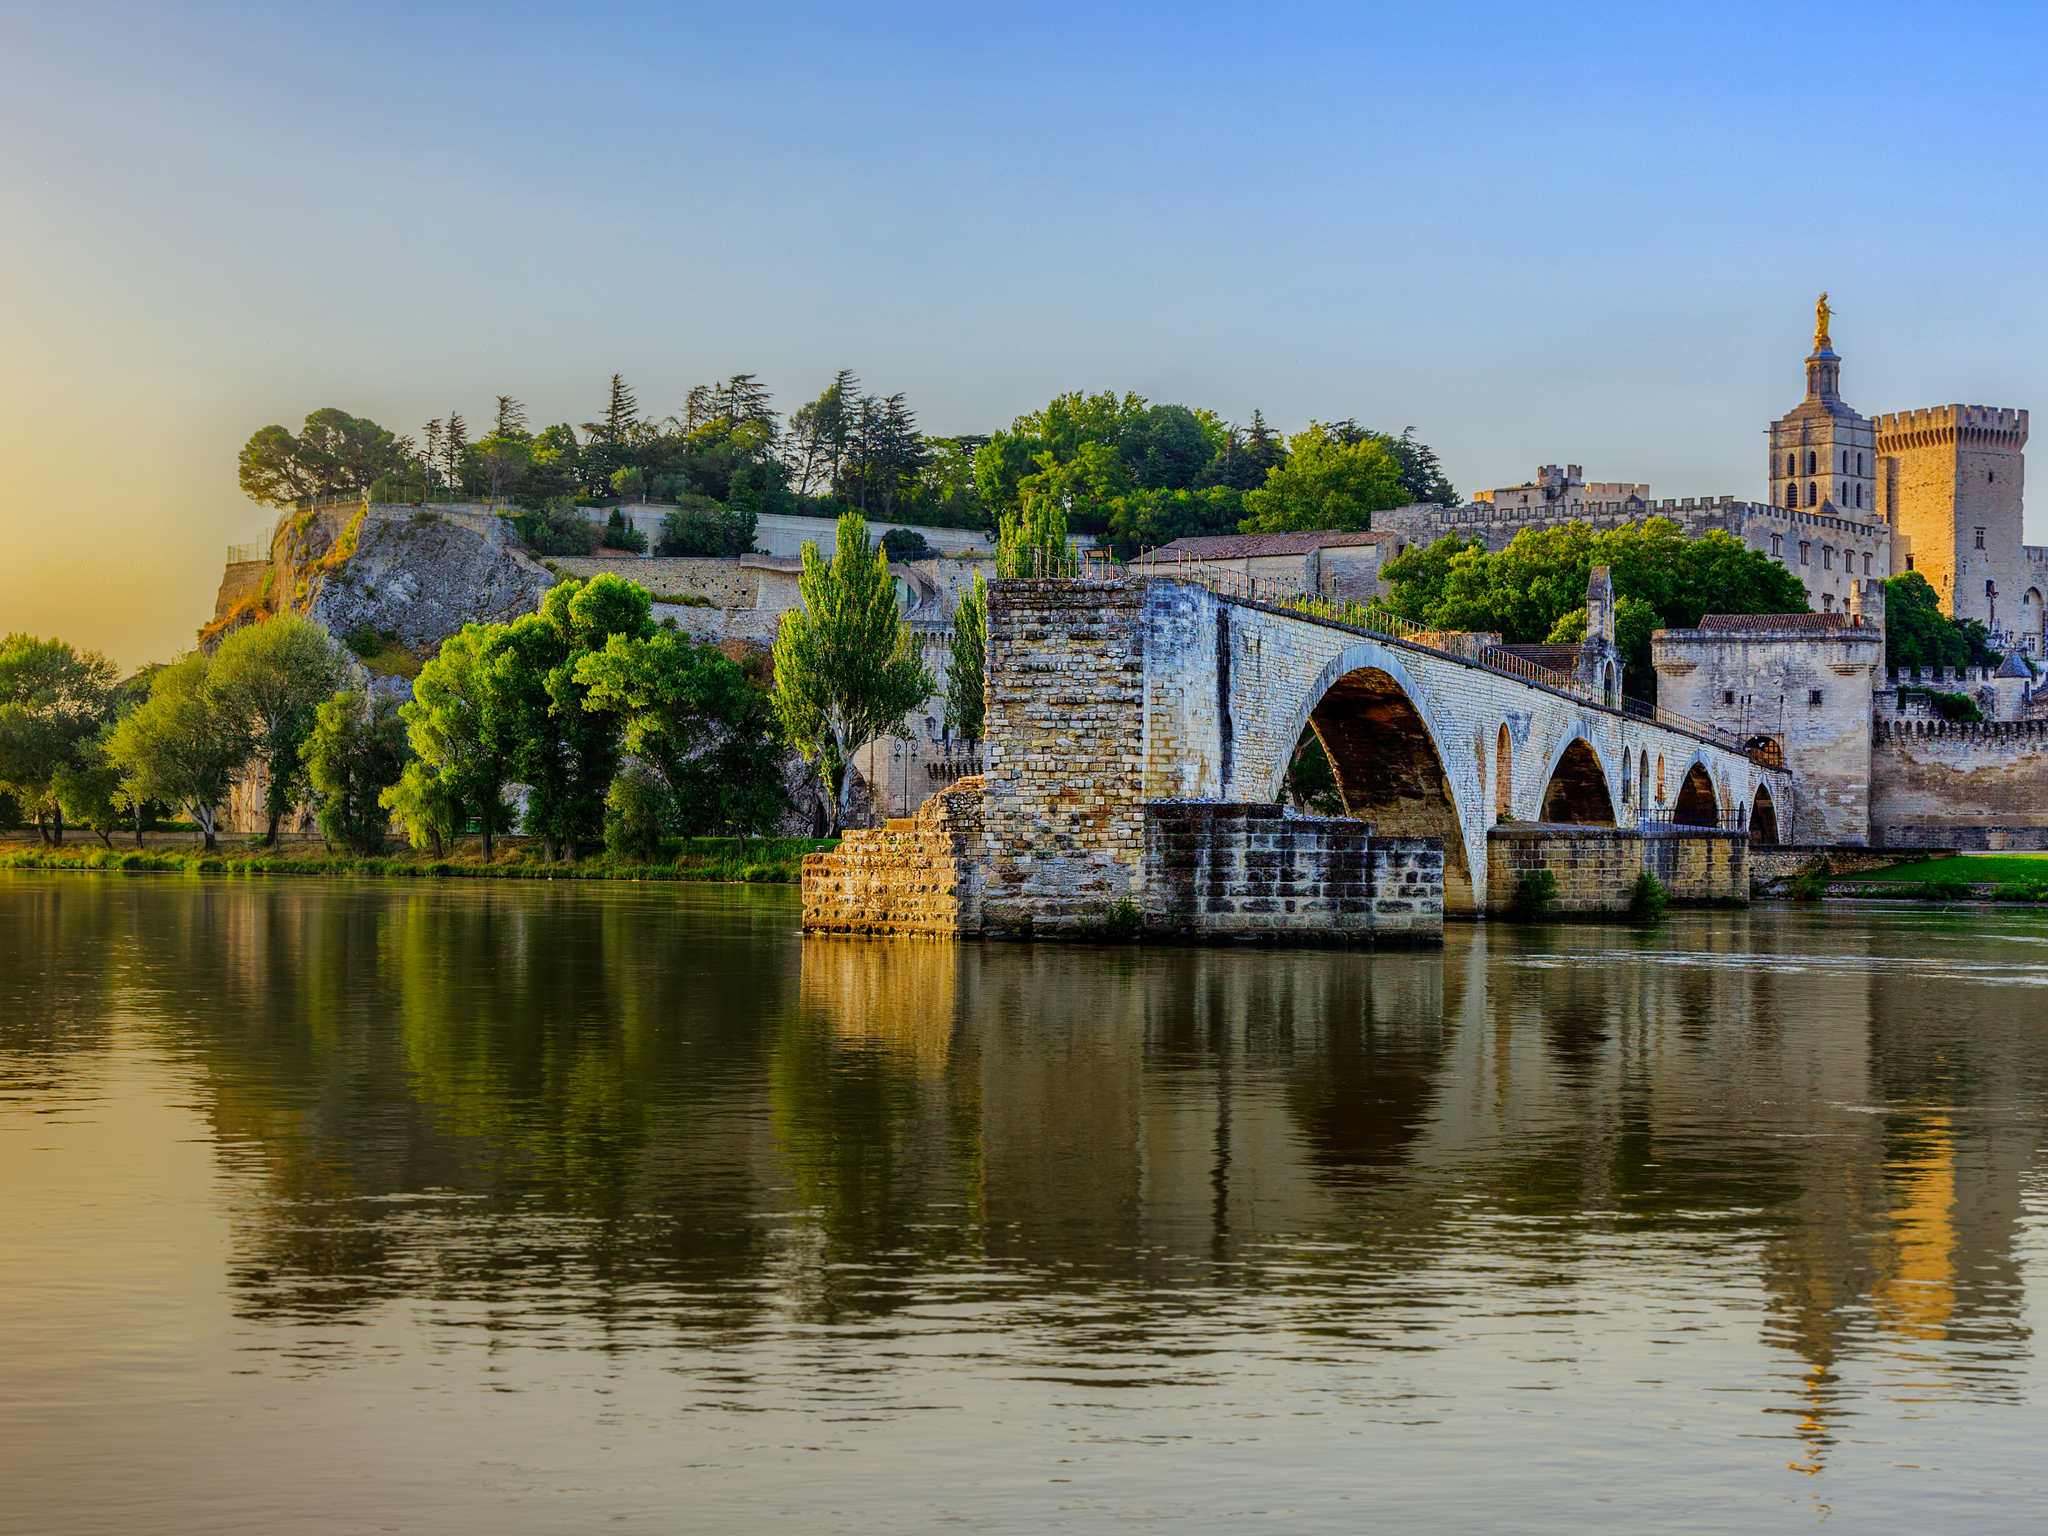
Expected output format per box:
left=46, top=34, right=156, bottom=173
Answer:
left=1819, top=851, right=2048, bottom=902
left=0, top=833, right=837, bottom=884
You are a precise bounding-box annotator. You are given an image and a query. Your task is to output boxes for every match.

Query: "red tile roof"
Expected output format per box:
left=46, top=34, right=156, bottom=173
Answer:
left=1690, top=612, right=1851, bottom=632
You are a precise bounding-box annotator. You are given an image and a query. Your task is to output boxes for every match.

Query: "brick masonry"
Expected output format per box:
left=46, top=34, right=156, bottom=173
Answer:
left=1142, top=803, right=1442, bottom=941
left=1486, top=825, right=1748, bottom=912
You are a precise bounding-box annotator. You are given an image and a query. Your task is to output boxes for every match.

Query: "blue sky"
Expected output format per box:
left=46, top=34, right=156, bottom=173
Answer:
left=5, top=0, right=2048, bottom=662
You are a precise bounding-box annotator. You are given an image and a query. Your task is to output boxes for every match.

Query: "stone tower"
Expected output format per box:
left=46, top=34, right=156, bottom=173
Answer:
left=1872, top=404, right=2028, bottom=631
left=1768, top=296, right=1878, bottom=518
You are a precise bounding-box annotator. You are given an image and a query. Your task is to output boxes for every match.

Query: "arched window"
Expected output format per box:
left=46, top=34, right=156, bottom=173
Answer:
left=1857, top=452, right=1865, bottom=474
left=1837, top=482, right=1846, bottom=504
left=1655, top=754, right=1665, bottom=804
left=1786, top=453, right=1797, bottom=477
left=1495, top=724, right=1513, bottom=820
left=1841, top=450, right=1849, bottom=473
left=1855, top=483, right=1863, bottom=508
left=1806, top=451, right=1817, bottom=475
left=1807, top=482, right=1818, bottom=506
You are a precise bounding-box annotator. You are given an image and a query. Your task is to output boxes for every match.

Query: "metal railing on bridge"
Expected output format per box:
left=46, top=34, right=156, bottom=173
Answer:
left=1637, top=807, right=1750, bottom=832
left=1065, top=550, right=1778, bottom=767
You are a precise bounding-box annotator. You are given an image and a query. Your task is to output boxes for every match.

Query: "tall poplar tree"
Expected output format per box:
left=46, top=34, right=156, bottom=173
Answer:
left=771, top=513, right=934, bottom=831
left=944, top=571, right=987, bottom=743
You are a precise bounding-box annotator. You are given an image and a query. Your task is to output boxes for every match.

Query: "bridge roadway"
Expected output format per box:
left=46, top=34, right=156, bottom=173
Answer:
left=982, top=572, right=1793, bottom=919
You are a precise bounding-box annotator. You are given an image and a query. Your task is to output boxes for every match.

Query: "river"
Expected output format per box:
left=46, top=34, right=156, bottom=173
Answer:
left=2, top=875, right=2045, bottom=1533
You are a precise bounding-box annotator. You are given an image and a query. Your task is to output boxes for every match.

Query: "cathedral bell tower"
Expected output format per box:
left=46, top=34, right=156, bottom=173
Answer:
left=1768, top=295, right=1876, bottom=518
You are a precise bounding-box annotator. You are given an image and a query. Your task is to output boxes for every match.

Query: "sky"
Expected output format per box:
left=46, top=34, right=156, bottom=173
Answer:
left=5, top=0, right=2048, bottom=666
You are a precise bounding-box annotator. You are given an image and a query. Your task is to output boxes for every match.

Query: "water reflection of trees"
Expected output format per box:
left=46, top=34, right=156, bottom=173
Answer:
left=10, top=878, right=2041, bottom=1423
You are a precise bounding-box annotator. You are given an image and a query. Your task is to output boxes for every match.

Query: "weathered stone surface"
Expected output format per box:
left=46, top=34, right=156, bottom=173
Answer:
left=1871, top=717, right=2048, bottom=849
left=293, top=507, right=554, bottom=652
left=802, top=777, right=985, bottom=935
left=1486, top=824, right=1747, bottom=912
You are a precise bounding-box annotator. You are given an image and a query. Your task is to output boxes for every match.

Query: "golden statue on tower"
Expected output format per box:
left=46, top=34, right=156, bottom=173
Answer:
left=1814, top=292, right=1833, bottom=351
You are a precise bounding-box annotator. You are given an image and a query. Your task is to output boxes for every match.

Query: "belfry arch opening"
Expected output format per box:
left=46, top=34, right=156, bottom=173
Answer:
left=1751, top=783, right=1780, bottom=845
left=1539, top=738, right=1616, bottom=825
left=1673, top=763, right=1721, bottom=827
left=1305, top=666, right=1473, bottom=914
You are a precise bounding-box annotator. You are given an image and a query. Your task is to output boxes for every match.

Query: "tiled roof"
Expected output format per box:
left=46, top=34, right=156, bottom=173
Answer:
left=1691, top=612, right=1852, bottom=632
left=1131, top=529, right=1391, bottom=563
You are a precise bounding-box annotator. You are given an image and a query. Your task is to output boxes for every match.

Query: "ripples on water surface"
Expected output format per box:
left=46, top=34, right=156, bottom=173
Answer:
left=2, top=875, right=2046, bottom=1533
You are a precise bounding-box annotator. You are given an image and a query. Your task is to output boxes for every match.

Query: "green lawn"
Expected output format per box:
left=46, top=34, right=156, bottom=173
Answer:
left=1830, top=853, right=2048, bottom=886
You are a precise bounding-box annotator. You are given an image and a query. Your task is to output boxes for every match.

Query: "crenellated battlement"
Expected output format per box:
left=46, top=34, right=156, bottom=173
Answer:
left=1874, top=403, right=2029, bottom=448
left=1875, top=717, right=2048, bottom=742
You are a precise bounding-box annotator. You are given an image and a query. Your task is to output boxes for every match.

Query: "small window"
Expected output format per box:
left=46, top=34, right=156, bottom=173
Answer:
left=1855, top=483, right=1863, bottom=508
left=1989, top=470, right=1996, bottom=483
left=1841, top=450, right=1849, bottom=473
left=1863, top=553, right=1872, bottom=574
left=1822, top=594, right=1835, bottom=612
left=1976, top=527, right=1986, bottom=549
left=1786, top=453, right=1797, bottom=477
left=1906, top=555, right=1915, bottom=571
left=1857, top=452, right=1865, bottom=474
left=1806, top=451, right=1817, bottom=475
left=1807, top=689, right=1824, bottom=707
left=1771, top=533, right=1783, bottom=557
left=1723, top=689, right=1736, bottom=705
left=1822, top=546, right=1833, bottom=570
left=1800, top=541, right=1811, bottom=565
left=1807, top=482, right=1819, bottom=506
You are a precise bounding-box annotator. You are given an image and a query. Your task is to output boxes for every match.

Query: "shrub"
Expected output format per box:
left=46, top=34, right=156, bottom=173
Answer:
left=508, top=504, right=603, bottom=556
left=603, top=508, right=649, bottom=554
left=1898, top=686, right=1984, bottom=723
left=1104, top=896, right=1141, bottom=938
left=881, top=527, right=935, bottom=562
left=1627, top=870, right=1668, bottom=922
left=1993, top=880, right=2048, bottom=903
left=1511, top=867, right=1558, bottom=917
left=1789, top=857, right=1829, bottom=902
left=1919, top=877, right=1974, bottom=903
left=657, top=500, right=755, bottom=557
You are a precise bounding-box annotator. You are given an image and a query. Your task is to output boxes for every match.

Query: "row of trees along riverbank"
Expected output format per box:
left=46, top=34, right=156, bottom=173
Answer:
left=237, top=380, right=1458, bottom=557
left=0, top=514, right=1012, bottom=869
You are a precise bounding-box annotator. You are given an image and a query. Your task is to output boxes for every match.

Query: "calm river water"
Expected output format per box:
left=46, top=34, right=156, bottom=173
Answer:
left=3, top=875, right=2047, bottom=1534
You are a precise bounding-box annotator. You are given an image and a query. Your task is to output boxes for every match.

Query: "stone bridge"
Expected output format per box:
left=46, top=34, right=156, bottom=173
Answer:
left=980, top=574, right=1794, bottom=924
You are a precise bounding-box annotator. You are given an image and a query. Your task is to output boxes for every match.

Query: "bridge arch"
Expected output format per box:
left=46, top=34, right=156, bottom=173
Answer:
left=1263, top=644, right=1479, bottom=914
left=1539, top=737, right=1616, bottom=825
left=1673, top=761, right=1721, bottom=827
left=1751, top=782, right=1780, bottom=845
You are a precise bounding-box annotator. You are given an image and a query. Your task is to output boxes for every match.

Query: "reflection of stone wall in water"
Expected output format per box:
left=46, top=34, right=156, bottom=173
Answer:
left=799, top=936, right=958, bottom=1070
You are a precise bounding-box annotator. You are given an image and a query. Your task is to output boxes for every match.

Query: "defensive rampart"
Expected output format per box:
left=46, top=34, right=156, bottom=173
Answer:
left=1486, top=825, right=1748, bottom=913
left=1871, top=718, right=2048, bottom=849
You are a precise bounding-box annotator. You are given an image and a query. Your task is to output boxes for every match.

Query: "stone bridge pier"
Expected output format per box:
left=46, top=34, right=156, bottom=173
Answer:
left=978, top=576, right=1790, bottom=926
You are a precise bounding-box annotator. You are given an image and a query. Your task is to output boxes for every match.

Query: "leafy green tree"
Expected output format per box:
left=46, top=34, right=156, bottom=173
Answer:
left=386, top=625, right=513, bottom=862
left=53, top=736, right=129, bottom=847
left=944, top=570, right=988, bottom=742
left=771, top=513, right=935, bottom=831
left=208, top=614, right=347, bottom=845
left=238, top=408, right=413, bottom=506
left=786, top=370, right=859, bottom=496
left=1199, top=411, right=1287, bottom=492
left=996, top=494, right=1072, bottom=578
left=576, top=630, right=789, bottom=840
left=1016, top=440, right=1127, bottom=536
left=305, top=691, right=409, bottom=854
left=1239, top=424, right=1409, bottom=533
left=106, top=654, right=252, bottom=850
left=881, top=527, right=935, bottom=562
left=1383, top=519, right=1810, bottom=695
left=1104, top=485, right=1245, bottom=556
left=1122, top=404, right=1226, bottom=491
left=1884, top=572, right=1971, bottom=670
left=657, top=500, right=755, bottom=556
left=0, top=634, right=120, bottom=844
left=482, top=575, right=653, bottom=861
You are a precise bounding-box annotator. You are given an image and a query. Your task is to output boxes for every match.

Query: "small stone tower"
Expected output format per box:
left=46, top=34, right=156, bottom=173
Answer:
left=1575, top=565, right=1623, bottom=705
left=1768, top=295, right=1878, bottom=517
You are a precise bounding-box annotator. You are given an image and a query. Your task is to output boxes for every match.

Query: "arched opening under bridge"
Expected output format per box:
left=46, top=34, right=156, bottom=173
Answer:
left=1305, top=666, right=1472, bottom=913
left=1540, top=739, right=1616, bottom=825
left=1751, top=783, right=1780, bottom=845
left=1673, top=762, right=1721, bottom=827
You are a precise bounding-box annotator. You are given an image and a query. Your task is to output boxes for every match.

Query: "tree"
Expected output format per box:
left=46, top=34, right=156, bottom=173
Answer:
left=786, top=371, right=859, bottom=497
left=996, top=492, right=1072, bottom=578
left=657, top=501, right=754, bottom=556
left=481, top=575, right=652, bottom=861
left=575, top=631, right=790, bottom=841
left=1239, top=424, right=1409, bottom=533
left=305, top=690, right=408, bottom=854
left=53, top=735, right=129, bottom=847
left=881, top=527, right=935, bottom=562
left=1885, top=572, right=1969, bottom=670
left=386, top=625, right=513, bottom=862
left=944, top=570, right=987, bottom=742
left=0, top=634, right=119, bottom=845
left=770, top=513, right=935, bottom=831
left=1199, top=410, right=1288, bottom=492
left=1323, top=422, right=1457, bottom=506
left=238, top=409, right=413, bottom=506
left=208, top=614, right=347, bottom=845
left=1382, top=519, right=1811, bottom=695
left=106, top=654, right=251, bottom=850
left=840, top=393, right=929, bottom=513
left=493, top=396, right=528, bottom=436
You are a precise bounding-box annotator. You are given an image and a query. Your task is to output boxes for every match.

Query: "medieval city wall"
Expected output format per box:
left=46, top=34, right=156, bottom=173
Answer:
left=1870, top=718, right=2048, bottom=849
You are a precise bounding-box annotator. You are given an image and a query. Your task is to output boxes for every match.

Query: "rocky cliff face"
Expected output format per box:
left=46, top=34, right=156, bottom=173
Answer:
left=286, top=506, right=554, bottom=650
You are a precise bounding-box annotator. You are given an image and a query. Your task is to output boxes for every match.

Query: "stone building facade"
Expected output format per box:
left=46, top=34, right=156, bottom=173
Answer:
left=1875, top=405, right=2031, bottom=635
